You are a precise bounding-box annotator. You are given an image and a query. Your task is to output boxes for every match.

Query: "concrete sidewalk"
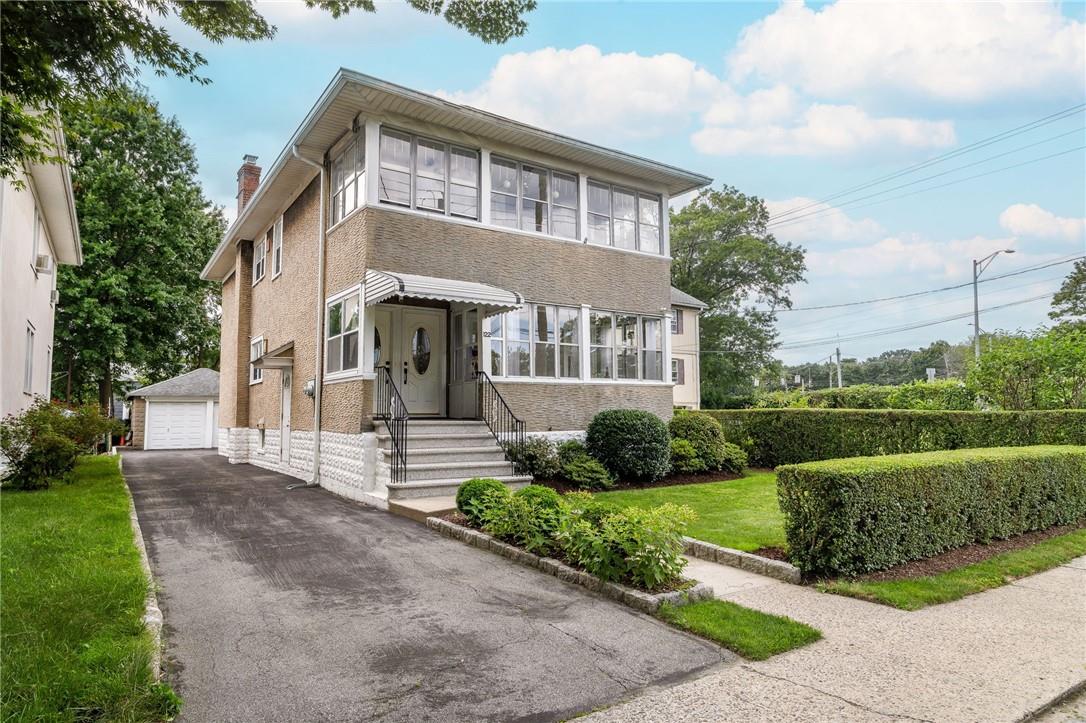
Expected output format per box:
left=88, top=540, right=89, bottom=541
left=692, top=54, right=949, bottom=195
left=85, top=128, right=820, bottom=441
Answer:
left=590, top=555, right=1086, bottom=722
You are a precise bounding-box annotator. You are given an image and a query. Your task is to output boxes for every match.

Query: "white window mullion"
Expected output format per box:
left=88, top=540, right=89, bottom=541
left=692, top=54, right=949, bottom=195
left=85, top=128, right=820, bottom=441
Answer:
left=579, top=305, right=590, bottom=381
left=664, top=312, right=674, bottom=384
left=578, top=174, right=589, bottom=244
left=364, top=119, right=381, bottom=206
left=480, top=149, right=492, bottom=225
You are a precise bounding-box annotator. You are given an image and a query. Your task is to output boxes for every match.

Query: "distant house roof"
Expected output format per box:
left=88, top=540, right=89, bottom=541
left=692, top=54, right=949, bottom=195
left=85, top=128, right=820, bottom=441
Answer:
left=127, top=369, right=219, bottom=399
left=671, top=287, right=708, bottom=310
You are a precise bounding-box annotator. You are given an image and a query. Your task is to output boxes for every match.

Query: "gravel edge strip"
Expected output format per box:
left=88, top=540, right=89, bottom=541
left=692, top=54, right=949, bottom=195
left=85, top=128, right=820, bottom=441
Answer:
left=427, top=517, right=714, bottom=613
left=118, top=453, right=164, bottom=679
left=683, top=536, right=803, bottom=584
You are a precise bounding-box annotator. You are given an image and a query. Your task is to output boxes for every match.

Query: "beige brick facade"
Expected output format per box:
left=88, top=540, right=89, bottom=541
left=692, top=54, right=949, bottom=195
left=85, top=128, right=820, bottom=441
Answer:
left=493, top=382, right=673, bottom=432
left=130, top=398, right=146, bottom=449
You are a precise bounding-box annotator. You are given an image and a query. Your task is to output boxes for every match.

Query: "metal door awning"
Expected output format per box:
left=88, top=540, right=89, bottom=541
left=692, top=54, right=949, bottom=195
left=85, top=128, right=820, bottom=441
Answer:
left=364, top=269, right=523, bottom=316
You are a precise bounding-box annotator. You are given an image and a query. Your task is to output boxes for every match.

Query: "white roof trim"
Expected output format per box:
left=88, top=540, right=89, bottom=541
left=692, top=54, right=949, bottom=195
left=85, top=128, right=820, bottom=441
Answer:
left=365, top=270, right=523, bottom=315
left=27, top=122, right=81, bottom=266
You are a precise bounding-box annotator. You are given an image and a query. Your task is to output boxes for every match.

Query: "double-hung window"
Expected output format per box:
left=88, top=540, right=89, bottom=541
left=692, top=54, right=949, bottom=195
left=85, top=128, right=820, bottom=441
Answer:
left=490, top=304, right=580, bottom=378
left=252, top=233, right=266, bottom=284
left=588, top=311, right=665, bottom=381
left=270, top=216, right=283, bottom=277
left=378, top=128, right=479, bottom=219
left=331, top=136, right=364, bottom=225
left=641, top=317, right=664, bottom=381
left=325, top=290, right=360, bottom=375
left=586, top=180, right=663, bottom=254
left=250, top=336, right=265, bottom=384
left=589, top=312, right=613, bottom=379
left=489, top=157, right=578, bottom=240
left=671, top=309, right=683, bottom=334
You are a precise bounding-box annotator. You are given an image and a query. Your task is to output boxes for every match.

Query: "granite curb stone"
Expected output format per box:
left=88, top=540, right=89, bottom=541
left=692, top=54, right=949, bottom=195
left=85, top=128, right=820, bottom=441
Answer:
left=683, top=536, right=802, bottom=584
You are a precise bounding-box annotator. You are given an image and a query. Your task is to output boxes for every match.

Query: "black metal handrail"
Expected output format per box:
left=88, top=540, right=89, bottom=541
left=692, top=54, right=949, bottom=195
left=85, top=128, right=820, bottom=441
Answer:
left=374, top=364, right=408, bottom=486
left=474, top=370, right=526, bottom=473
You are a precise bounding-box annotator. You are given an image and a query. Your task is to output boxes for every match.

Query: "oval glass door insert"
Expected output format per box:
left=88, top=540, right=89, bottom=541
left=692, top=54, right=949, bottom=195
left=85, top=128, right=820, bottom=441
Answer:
left=411, top=327, right=431, bottom=374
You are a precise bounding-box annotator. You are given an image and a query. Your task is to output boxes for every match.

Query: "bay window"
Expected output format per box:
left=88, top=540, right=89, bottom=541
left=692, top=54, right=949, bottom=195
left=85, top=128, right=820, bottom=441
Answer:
left=326, top=290, right=360, bottom=375
left=586, top=179, right=663, bottom=254
left=490, top=156, right=578, bottom=240
left=330, top=136, right=364, bottom=225
left=379, top=128, right=479, bottom=219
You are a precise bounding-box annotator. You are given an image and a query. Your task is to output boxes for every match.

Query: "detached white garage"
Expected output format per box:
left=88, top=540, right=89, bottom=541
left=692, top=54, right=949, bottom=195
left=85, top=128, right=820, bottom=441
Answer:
left=127, top=369, right=219, bottom=450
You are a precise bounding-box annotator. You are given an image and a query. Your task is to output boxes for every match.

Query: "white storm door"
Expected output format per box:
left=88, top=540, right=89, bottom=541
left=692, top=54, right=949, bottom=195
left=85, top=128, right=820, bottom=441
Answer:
left=400, top=307, right=445, bottom=416
left=280, top=370, right=292, bottom=463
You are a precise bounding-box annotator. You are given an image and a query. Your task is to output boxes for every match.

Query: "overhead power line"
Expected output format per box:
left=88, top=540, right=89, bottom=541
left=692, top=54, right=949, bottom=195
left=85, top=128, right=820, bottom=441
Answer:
left=769, top=104, right=1086, bottom=223
left=777, top=255, right=1082, bottom=312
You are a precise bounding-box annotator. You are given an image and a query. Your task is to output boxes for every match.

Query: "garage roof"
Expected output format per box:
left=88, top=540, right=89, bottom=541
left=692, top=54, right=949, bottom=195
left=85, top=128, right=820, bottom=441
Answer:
left=127, top=368, right=219, bottom=399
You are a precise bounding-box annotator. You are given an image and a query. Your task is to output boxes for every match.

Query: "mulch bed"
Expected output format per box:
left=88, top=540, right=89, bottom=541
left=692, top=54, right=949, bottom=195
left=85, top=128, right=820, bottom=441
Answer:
left=751, top=546, right=789, bottom=562
left=536, top=470, right=744, bottom=494
left=846, top=522, right=1086, bottom=583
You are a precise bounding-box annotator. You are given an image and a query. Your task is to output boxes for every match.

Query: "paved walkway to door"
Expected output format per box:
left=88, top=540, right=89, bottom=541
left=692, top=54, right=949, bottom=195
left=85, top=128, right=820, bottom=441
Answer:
left=588, top=555, right=1086, bottom=722
left=122, top=451, right=726, bottom=722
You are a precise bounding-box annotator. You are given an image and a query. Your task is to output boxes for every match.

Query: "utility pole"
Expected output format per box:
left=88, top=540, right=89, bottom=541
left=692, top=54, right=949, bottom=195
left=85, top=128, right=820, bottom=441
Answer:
left=835, top=346, right=843, bottom=388
left=972, top=248, right=1015, bottom=360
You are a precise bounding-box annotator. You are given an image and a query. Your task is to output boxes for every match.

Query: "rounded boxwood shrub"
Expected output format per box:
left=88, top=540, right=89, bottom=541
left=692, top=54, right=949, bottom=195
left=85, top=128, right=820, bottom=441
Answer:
left=455, top=477, right=509, bottom=525
left=586, top=409, right=670, bottom=482
left=669, top=412, right=729, bottom=471
left=669, top=438, right=706, bottom=474
left=513, top=483, right=563, bottom=509
left=556, top=439, right=589, bottom=467
left=718, top=441, right=749, bottom=474
left=561, top=455, right=614, bottom=490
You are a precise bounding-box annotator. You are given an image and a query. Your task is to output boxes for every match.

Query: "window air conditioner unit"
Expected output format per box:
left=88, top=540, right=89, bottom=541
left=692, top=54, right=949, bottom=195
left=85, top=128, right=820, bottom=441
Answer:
left=34, top=254, right=54, bottom=275
left=50, top=289, right=60, bottom=305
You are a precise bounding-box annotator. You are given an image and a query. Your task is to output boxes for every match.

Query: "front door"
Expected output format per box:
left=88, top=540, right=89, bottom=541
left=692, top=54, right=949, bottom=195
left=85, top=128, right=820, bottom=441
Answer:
left=373, top=305, right=446, bottom=416
left=280, top=369, right=292, bottom=463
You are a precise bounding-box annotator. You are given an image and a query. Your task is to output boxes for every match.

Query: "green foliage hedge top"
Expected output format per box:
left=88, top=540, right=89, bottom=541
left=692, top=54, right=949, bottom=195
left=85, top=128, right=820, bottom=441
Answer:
left=777, top=445, right=1086, bottom=576
left=707, top=408, right=1086, bottom=467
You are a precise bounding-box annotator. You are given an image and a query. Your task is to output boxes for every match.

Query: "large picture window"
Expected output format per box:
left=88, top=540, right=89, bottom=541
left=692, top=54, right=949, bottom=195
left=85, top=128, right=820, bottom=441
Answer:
left=587, top=311, right=665, bottom=381
left=490, top=157, right=578, bottom=240
left=326, top=290, right=360, bottom=375
left=586, top=180, right=663, bottom=254
left=490, top=303, right=581, bottom=379
left=331, top=136, right=364, bottom=225
left=379, top=128, right=479, bottom=219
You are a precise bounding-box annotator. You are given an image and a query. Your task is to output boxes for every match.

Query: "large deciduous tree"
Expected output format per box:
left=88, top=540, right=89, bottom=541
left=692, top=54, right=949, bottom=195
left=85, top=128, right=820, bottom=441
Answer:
left=670, top=187, right=806, bottom=405
left=54, top=88, right=224, bottom=412
left=0, top=0, right=535, bottom=180
left=1050, top=258, right=1086, bottom=327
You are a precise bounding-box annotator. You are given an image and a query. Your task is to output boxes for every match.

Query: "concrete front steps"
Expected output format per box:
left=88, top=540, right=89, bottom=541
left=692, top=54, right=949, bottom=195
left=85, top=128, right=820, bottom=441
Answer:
left=378, top=419, right=531, bottom=521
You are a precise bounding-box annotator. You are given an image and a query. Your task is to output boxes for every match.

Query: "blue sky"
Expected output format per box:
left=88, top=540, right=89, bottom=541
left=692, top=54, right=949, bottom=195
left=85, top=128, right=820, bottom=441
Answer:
left=145, top=1, right=1086, bottom=365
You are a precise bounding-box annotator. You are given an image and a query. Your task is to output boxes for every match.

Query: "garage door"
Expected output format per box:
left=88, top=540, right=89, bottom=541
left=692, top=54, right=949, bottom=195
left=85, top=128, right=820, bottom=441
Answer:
left=147, top=401, right=208, bottom=449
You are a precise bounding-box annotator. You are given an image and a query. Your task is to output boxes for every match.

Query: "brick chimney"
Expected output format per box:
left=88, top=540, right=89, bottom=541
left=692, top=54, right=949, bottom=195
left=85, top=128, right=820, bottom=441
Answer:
left=236, top=154, right=261, bottom=215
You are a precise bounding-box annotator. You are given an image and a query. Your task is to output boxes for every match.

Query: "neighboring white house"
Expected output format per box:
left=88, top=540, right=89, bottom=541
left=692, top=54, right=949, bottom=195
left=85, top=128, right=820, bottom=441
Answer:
left=670, top=287, right=707, bottom=409
left=0, top=122, right=82, bottom=419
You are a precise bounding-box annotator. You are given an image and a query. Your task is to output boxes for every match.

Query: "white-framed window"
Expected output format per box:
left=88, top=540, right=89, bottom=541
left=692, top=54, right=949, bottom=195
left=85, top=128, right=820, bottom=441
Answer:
left=587, top=311, right=665, bottom=381
left=331, top=136, right=364, bottom=225
left=488, top=303, right=581, bottom=379
left=378, top=128, right=479, bottom=219
left=671, top=308, right=683, bottom=334
left=490, top=157, right=578, bottom=240
left=325, top=289, right=361, bottom=376
left=250, top=336, right=265, bottom=384
left=252, top=235, right=266, bottom=284
left=586, top=180, right=663, bottom=254
left=23, top=323, right=35, bottom=394
left=672, top=358, right=680, bottom=383
left=270, top=216, right=283, bottom=278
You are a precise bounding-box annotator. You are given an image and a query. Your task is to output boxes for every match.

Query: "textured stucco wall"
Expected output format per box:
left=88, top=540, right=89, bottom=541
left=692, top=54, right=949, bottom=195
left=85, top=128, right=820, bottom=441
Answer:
left=130, top=398, right=146, bottom=449
left=493, top=381, right=673, bottom=431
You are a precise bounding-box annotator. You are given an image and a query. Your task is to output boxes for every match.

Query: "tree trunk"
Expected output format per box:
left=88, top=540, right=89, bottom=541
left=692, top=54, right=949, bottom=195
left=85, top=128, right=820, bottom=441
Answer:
left=98, top=361, right=113, bottom=418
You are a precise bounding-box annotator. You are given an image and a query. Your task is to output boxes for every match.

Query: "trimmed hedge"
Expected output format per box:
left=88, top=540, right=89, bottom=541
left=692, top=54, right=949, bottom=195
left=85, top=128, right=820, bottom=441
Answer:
left=777, top=446, right=1086, bottom=576
left=706, top=408, right=1086, bottom=467
left=586, top=409, right=671, bottom=482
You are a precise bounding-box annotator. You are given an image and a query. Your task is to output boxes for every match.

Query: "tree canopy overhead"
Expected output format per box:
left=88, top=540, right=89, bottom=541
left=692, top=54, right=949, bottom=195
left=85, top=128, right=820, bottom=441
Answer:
left=54, top=87, right=225, bottom=410
left=0, top=0, right=536, bottom=179
left=670, top=187, right=807, bottom=405
left=1050, top=258, right=1086, bottom=326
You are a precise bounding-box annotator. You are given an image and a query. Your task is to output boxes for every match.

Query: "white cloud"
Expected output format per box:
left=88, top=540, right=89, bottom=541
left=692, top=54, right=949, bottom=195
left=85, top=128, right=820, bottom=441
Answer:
left=436, top=45, right=724, bottom=139
left=728, top=1, right=1085, bottom=103
left=693, top=103, right=955, bottom=156
left=766, top=198, right=884, bottom=245
left=807, top=234, right=1024, bottom=280
left=999, top=203, right=1086, bottom=242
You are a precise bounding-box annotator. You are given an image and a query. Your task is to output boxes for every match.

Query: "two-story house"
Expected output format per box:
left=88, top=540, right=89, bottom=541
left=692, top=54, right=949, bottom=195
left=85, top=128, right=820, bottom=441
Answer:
left=670, top=287, right=707, bottom=410
left=202, top=70, right=711, bottom=509
left=1, top=121, right=82, bottom=421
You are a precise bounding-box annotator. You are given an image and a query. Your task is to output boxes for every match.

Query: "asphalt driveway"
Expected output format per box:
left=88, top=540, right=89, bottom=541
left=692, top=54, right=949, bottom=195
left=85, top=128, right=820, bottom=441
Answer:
left=123, top=451, right=726, bottom=722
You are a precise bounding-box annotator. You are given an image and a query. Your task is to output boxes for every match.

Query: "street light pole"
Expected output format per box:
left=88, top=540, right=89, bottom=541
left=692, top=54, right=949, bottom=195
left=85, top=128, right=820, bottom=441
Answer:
left=972, top=249, right=1016, bottom=360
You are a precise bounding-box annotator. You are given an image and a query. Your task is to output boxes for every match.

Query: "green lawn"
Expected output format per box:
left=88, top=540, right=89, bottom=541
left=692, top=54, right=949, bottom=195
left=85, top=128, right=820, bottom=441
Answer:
left=1, top=456, right=180, bottom=722
left=820, top=527, right=1086, bottom=610
left=596, top=472, right=787, bottom=552
left=658, top=600, right=821, bottom=660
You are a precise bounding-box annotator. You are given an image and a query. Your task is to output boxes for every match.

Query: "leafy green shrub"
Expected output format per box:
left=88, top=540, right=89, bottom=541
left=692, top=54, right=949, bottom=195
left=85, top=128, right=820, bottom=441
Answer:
left=669, top=438, right=706, bottom=473
left=707, top=409, right=1086, bottom=467
left=669, top=411, right=747, bottom=472
left=505, top=437, right=559, bottom=478
left=718, top=442, right=748, bottom=474
left=482, top=485, right=564, bottom=555
left=556, top=439, right=588, bottom=467
left=557, top=502, right=697, bottom=590
left=586, top=409, right=670, bottom=482
left=561, top=455, right=614, bottom=490
left=455, top=477, right=509, bottom=525
left=777, top=446, right=1086, bottom=576
left=1, top=400, right=120, bottom=490
left=884, top=380, right=976, bottom=410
